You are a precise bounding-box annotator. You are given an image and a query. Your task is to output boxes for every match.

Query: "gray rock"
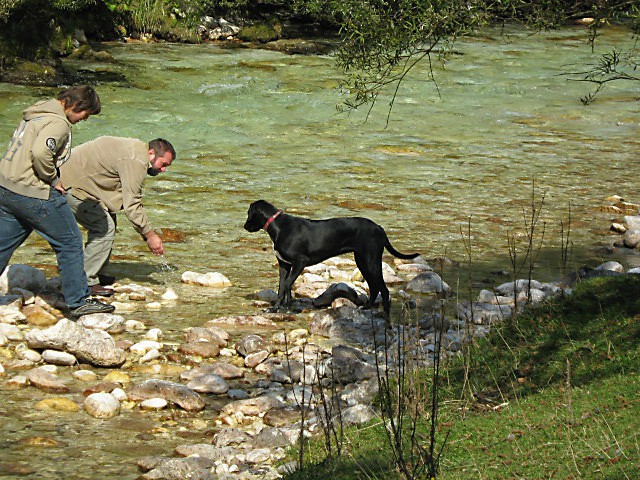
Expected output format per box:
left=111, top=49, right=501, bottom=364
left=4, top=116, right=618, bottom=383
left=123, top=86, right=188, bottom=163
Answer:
left=236, top=334, right=269, bottom=357
left=77, top=313, right=126, bottom=334
left=25, top=319, right=126, bottom=367
left=186, top=373, right=229, bottom=394
left=27, top=367, right=69, bottom=393
left=178, top=340, right=220, bottom=358
left=41, top=349, right=77, bottom=366
left=253, top=427, right=291, bottom=448
left=174, top=444, right=238, bottom=461
left=83, top=392, right=120, bottom=418
left=405, top=271, right=451, bottom=295
left=456, top=302, right=512, bottom=325
left=0, top=264, right=46, bottom=295
left=213, top=427, right=251, bottom=447
left=220, top=394, right=284, bottom=417
left=138, top=457, right=216, bottom=480
left=594, top=261, right=625, bottom=273
left=495, top=279, right=543, bottom=295
left=128, top=379, right=205, bottom=412
left=185, top=326, right=229, bottom=347
left=342, top=404, right=376, bottom=425
left=180, top=362, right=244, bottom=381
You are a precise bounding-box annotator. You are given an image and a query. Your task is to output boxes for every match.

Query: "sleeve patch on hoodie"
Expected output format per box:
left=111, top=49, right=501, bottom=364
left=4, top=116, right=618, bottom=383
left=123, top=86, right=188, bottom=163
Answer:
left=46, top=138, right=57, bottom=152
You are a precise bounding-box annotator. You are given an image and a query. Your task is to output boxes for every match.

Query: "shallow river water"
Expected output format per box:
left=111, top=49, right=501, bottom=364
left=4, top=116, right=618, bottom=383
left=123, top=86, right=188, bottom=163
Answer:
left=0, top=25, right=639, bottom=478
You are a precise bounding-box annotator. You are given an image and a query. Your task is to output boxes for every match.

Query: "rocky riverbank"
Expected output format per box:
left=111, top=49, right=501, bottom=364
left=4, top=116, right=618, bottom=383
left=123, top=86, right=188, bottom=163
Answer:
left=0, top=250, right=637, bottom=478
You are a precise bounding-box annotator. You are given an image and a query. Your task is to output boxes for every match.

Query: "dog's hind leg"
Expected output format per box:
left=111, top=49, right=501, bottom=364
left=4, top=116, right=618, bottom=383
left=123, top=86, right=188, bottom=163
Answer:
left=354, top=251, right=390, bottom=314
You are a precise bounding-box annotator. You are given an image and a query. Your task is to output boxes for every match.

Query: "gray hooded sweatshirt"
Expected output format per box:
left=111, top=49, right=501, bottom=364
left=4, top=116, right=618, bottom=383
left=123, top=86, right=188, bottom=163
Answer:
left=0, top=99, right=72, bottom=199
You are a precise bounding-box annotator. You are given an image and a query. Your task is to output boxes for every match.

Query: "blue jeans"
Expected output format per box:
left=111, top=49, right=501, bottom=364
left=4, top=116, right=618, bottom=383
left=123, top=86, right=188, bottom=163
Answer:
left=0, top=185, right=89, bottom=308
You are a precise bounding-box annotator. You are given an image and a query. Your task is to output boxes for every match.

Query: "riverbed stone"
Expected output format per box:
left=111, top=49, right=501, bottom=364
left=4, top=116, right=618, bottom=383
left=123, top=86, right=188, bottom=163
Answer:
left=457, top=301, right=512, bottom=324
left=77, top=313, right=126, bottom=333
left=186, top=373, right=229, bottom=394
left=27, top=367, right=69, bottom=393
left=342, top=404, right=376, bottom=425
left=5, top=374, right=28, bottom=388
left=22, top=304, right=58, bottom=326
left=205, top=314, right=280, bottom=328
left=185, top=326, right=229, bottom=346
left=220, top=394, right=284, bottom=417
left=41, top=349, right=77, bottom=366
left=405, top=271, right=451, bottom=295
left=0, top=264, right=46, bottom=295
left=25, top=319, right=126, bottom=367
left=35, top=397, right=79, bottom=412
left=140, top=397, right=168, bottom=410
left=174, top=444, right=238, bottom=461
left=495, top=279, right=543, bottom=295
left=72, top=369, right=98, bottom=382
left=213, top=427, right=252, bottom=447
left=128, top=379, right=206, bottom=412
left=130, top=340, right=163, bottom=356
left=181, top=270, right=231, bottom=288
left=138, top=456, right=216, bottom=480
left=180, top=362, right=244, bottom=381
left=0, top=305, right=26, bottom=324
left=594, top=261, right=625, bottom=273
left=145, top=328, right=163, bottom=341
left=236, top=334, right=269, bottom=357
left=245, top=350, right=270, bottom=368
left=0, top=323, right=25, bottom=341
left=100, top=372, right=129, bottom=384
left=84, top=392, right=120, bottom=418
left=178, top=340, right=220, bottom=358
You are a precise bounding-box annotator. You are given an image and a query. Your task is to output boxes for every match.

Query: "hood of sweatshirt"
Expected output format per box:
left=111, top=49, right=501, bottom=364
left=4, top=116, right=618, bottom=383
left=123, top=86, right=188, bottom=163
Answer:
left=22, top=99, right=70, bottom=126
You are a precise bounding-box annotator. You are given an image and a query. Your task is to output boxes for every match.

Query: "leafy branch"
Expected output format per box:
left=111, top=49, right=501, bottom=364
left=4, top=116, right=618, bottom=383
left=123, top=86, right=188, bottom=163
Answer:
left=565, top=48, right=640, bottom=104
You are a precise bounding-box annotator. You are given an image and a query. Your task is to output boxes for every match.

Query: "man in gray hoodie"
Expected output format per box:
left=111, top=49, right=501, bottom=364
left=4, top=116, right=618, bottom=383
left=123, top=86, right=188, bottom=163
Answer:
left=0, top=86, right=115, bottom=318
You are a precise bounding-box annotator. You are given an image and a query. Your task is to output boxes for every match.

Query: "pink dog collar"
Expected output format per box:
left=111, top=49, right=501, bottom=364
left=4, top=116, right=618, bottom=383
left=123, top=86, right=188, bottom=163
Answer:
left=263, top=210, right=282, bottom=231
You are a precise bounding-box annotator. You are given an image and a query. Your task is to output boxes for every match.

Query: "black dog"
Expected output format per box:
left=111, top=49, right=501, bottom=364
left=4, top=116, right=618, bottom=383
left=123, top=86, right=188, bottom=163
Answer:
left=244, top=200, right=419, bottom=314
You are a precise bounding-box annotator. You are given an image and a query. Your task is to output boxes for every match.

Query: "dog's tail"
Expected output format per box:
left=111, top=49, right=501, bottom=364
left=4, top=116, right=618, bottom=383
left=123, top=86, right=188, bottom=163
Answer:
left=384, top=235, right=420, bottom=260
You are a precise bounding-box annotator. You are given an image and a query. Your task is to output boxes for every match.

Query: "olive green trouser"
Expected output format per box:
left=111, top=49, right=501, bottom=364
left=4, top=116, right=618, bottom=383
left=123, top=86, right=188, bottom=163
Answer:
left=66, top=193, right=117, bottom=287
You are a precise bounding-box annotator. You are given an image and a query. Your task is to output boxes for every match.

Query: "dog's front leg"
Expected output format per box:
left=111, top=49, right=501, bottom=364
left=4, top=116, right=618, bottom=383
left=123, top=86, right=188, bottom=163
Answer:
left=279, top=261, right=306, bottom=310
left=268, top=260, right=291, bottom=312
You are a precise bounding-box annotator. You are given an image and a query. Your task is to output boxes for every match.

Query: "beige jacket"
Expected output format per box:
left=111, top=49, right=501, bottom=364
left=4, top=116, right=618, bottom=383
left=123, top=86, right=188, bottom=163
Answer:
left=60, top=136, right=154, bottom=236
left=0, top=99, right=72, bottom=199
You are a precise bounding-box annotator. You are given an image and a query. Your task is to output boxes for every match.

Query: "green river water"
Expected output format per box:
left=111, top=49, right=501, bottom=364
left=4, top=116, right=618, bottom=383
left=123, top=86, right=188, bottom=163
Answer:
left=0, top=25, right=639, bottom=478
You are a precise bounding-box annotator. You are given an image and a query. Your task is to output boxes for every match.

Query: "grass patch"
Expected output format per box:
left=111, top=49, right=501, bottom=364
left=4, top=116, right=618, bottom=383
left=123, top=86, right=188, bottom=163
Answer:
left=283, top=276, right=640, bottom=479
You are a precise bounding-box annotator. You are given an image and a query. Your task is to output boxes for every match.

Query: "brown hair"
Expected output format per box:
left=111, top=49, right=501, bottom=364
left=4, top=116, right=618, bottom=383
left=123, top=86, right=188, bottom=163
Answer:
left=149, top=138, right=176, bottom=160
left=57, top=85, right=101, bottom=115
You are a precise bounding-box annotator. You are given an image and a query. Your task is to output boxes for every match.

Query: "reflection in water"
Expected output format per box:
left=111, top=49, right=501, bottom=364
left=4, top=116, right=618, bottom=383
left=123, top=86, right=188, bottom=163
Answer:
left=0, top=25, right=639, bottom=478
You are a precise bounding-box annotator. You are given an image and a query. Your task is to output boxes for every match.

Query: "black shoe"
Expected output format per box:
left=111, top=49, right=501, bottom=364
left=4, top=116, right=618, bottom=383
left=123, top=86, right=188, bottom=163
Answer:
left=70, top=298, right=115, bottom=318
left=90, top=284, right=114, bottom=297
left=98, top=274, right=116, bottom=286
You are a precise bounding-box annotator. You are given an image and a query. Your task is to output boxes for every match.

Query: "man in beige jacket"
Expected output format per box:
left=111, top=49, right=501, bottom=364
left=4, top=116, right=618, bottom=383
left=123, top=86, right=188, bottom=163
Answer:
left=59, top=136, right=175, bottom=295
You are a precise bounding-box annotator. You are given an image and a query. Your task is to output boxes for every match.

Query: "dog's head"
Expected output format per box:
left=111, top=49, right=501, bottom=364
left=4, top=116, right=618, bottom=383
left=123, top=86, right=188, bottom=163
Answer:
left=244, top=200, right=278, bottom=232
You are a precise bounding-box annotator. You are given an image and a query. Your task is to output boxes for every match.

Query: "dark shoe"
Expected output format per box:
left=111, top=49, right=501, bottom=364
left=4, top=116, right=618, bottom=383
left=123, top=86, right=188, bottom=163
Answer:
left=70, top=298, right=115, bottom=318
left=98, top=274, right=116, bottom=286
left=90, top=284, right=114, bottom=297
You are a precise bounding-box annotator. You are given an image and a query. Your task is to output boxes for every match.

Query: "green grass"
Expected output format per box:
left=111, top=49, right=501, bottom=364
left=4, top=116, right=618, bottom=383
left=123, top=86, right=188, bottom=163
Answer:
left=282, top=276, right=640, bottom=479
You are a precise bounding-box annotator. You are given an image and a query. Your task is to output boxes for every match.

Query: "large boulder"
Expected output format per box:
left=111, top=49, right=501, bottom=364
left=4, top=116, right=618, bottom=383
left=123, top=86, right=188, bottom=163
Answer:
left=25, top=318, right=126, bottom=367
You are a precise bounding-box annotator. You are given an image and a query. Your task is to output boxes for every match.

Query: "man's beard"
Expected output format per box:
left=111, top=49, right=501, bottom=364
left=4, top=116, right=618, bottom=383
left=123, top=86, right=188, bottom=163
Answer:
left=147, top=167, right=161, bottom=176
